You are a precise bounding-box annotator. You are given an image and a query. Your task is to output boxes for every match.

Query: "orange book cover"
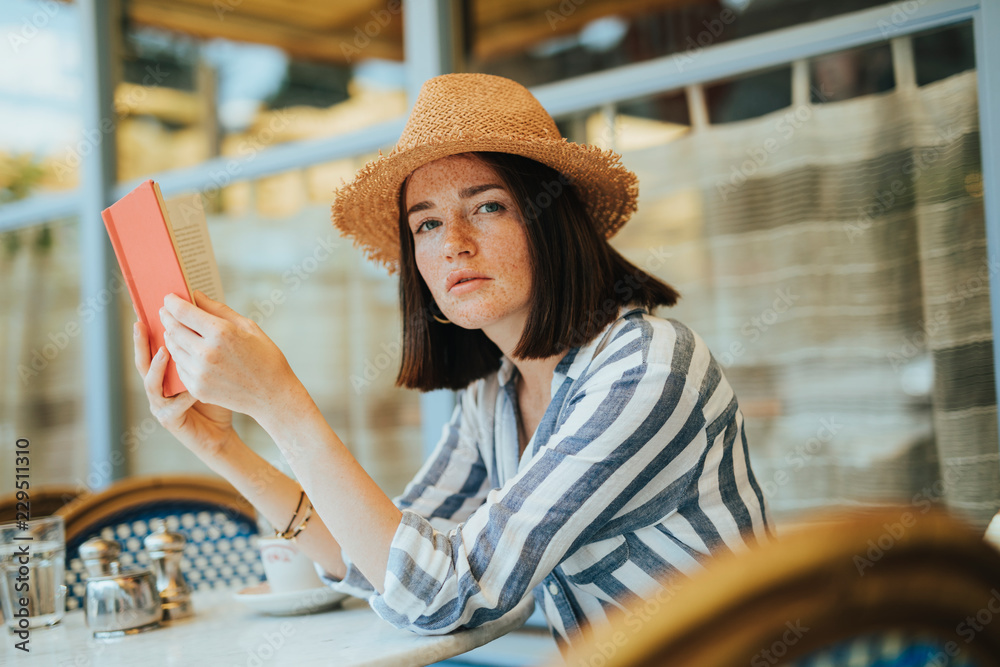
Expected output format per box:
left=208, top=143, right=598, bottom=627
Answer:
left=101, top=180, right=192, bottom=397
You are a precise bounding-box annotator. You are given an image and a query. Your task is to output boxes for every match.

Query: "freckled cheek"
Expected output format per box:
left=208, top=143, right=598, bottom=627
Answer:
left=414, top=247, right=444, bottom=296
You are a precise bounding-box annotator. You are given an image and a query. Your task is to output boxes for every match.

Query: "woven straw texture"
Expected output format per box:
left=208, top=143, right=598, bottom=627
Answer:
left=330, top=73, right=638, bottom=273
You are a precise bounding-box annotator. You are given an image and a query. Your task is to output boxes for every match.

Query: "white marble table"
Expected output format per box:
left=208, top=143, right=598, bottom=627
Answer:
left=1, top=589, right=535, bottom=666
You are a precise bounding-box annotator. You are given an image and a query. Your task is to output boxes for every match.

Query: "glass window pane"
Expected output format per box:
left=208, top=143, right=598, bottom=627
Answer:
left=0, top=0, right=82, bottom=197
left=810, top=42, right=894, bottom=103
left=469, top=0, right=892, bottom=87
left=114, top=3, right=407, bottom=183
left=913, top=21, right=976, bottom=86
left=0, top=219, right=88, bottom=495
left=563, top=22, right=996, bottom=528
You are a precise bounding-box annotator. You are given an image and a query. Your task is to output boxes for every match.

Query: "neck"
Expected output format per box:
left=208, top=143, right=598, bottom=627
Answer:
left=481, top=312, right=567, bottom=400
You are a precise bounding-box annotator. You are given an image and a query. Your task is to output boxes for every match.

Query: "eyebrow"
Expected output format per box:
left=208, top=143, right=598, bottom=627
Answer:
left=406, top=183, right=504, bottom=218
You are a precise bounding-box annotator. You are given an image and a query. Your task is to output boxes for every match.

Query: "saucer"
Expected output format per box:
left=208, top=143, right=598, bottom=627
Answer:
left=233, top=582, right=348, bottom=616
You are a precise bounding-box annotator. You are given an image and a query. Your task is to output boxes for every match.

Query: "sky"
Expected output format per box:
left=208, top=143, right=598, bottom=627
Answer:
left=0, top=0, right=642, bottom=160
left=0, top=0, right=83, bottom=156
left=0, top=0, right=409, bottom=159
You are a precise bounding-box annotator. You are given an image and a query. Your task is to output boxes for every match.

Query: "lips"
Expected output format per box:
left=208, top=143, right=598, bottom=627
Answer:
left=446, top=269, right=491, bottom=292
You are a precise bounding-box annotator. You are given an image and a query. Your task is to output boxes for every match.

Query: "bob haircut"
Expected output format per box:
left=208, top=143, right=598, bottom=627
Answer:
left=396, top=151, right=680, bottom=392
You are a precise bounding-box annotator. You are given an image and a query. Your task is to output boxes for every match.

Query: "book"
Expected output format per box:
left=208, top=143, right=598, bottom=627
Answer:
left=101, top=180, right=225, bottom=397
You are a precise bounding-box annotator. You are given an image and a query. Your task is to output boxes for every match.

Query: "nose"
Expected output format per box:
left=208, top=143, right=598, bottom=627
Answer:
left=441, top=215, right=477, bottom=259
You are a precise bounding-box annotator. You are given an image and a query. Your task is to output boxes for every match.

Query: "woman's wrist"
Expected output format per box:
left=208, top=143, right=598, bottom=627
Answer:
left=248, top=363, right=311, bottom=426
left=253, top=376, right=322, bottom=449
left=194, top=427, right=245, bottom=467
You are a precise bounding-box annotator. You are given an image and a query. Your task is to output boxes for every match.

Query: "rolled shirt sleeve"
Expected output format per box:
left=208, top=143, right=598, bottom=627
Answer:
left=314, top=548, right=378, bottom=598
left=316, top=388, right=492, bottom=598
left=369, top=349, right=704, bottom=634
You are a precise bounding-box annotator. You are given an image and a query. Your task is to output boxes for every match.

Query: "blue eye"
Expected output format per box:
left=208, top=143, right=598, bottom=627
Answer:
left=479, top=202, right=502, bottom=213
left=416, top=219, right=441, bottom=233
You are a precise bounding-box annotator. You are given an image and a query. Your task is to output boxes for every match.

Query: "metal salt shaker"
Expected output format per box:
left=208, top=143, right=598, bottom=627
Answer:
left=79, top=537, right=122, bottom=578
left=143, top=527, right=194, bottom=620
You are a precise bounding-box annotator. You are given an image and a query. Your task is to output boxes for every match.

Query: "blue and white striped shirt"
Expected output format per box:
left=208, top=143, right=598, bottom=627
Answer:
left=318, top=303, right=773, bottom=652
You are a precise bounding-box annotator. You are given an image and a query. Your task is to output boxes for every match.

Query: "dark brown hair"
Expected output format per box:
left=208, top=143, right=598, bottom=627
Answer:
left=396, top=152, right=680, bottom=391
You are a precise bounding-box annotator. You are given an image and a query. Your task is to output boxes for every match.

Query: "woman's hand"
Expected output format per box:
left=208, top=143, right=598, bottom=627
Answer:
left=134, top=318, right=235, bottom=459
left=157, top=290, right=301, bottom=424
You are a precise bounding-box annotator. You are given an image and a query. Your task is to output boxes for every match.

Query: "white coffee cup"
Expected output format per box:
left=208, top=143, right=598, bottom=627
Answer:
left=257, top=537, right=323, bottom=593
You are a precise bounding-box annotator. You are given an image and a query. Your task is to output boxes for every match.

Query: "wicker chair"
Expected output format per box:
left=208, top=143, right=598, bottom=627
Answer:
left=0, top=484, right=82, bottom=524
left=54, top=474, right=265, bottom=611
left=559, top=508, right=1000, bottom=667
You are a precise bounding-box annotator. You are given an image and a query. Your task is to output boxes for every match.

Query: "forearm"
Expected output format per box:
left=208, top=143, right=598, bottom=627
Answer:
left=254, top=383, right=402, bottom=595
left=201, top=430, right=348, bottom=580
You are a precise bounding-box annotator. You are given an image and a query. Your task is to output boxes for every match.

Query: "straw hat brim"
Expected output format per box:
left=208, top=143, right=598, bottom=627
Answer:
left=331, top=133, right=638, bottom=274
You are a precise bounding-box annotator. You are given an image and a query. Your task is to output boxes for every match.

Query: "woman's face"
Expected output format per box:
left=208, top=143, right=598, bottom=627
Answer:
left=405, top=154, right=532, bottom=333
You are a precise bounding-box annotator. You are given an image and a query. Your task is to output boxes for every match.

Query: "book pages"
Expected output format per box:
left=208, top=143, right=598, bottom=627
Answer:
left=163, top=192, right=226, bottom=304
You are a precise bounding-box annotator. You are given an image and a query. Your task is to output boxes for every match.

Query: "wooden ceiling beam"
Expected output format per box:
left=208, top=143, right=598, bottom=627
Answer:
left=472, top=0, right=706, bottom=61
left=128, top=0, right=403, bottom=64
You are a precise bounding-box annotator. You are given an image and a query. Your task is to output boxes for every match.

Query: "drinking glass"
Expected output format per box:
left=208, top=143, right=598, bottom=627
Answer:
left=0, top=515, right=66, bottom=631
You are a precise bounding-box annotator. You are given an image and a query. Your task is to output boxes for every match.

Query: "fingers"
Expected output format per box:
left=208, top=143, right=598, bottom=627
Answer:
left=144, top=345, right=170, bottom=400
left=162, top=292, right=221, bottom=336
left=190, top=290, right=258, bottom=340
left=159, top=307, right=199, bottom=356
left=192, top=290, right=241, bottom=322
left=133, top=321, right=151, bottom=375
left=142, top=344, right=197, bottom=415
left=163, top=336, right=196, bottom=378
left=135, top=323, right=199, bottom=432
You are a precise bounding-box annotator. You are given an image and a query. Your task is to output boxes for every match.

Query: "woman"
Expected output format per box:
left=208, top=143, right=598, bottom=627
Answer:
left=136, top=73, right=773, bottom=653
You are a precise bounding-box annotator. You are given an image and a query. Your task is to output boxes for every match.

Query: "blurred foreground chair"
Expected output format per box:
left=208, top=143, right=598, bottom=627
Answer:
left=0, top=484, right=82, bottom=523
left=55, top=474, right=264, bottom=611
left=560, top=508, right=1000, bottom=667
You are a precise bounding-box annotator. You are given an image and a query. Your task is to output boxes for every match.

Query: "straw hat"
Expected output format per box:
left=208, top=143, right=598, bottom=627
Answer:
left=331, top=72, right=639, bottom=274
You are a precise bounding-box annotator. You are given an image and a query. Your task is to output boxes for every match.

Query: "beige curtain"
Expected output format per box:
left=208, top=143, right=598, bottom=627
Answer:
left=614, top=38, right=997, bottom=529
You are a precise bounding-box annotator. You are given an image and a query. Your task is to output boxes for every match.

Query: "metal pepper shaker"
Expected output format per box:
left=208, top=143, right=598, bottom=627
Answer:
left=143, top=526, right=194, bottom=620
left=79, top=537, right=122, bottom=578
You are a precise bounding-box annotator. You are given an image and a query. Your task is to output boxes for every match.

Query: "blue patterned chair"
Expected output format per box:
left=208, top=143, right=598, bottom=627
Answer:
left=0, top=485, right=82, bottom=523
left=557, top=508, right=1000, bottom=667
left=55, top=475, right=265, bottom=612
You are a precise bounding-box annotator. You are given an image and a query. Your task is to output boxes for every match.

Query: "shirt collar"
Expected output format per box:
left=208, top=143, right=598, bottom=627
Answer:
left=496, top=302, right=648, bottom=389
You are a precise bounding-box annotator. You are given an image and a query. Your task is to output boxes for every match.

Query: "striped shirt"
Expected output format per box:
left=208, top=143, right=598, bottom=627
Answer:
left=317, top=303, right=774, bottom=653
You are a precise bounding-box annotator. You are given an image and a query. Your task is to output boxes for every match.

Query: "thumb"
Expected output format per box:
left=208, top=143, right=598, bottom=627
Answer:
left=193, top=290, right=240, bottom=322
